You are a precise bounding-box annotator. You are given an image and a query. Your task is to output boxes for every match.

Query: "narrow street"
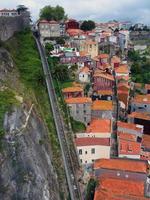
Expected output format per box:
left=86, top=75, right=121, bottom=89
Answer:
left=34, top=34, right=81, bottom=200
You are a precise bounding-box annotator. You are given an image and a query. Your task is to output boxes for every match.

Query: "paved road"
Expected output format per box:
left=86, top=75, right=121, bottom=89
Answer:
left=34, top=35, right=81, bottom=200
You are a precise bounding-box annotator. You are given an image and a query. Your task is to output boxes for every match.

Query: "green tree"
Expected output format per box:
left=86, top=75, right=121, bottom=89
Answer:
left=80, top=20, right=95, bottom=31
left=45, top=43, right=54, bottom=55
left=51, top=64, right=69, bottom=81
left=40, top=5, right=67, bottom=21
left=56, top=37, right=65, bottom=45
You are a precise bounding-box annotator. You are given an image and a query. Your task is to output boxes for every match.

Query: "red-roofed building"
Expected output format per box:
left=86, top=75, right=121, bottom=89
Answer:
left=93, top=70, right=114, bottom=91
left=75, top=137, right=111, bottom=165
left=128, top=112, right=150, bottom=134
left=0, top=9, right=18, bottom=17
left=141, top=134, right=150, bottom=161
left=115, top=64, right=129, bottom=77
left=118, top=138, right=141, bottom=159
left=94, top=177, right=146, bottom=200
left=117, top=121, right=143, bottom=138
left=80, top=40, right=98, bottom=58
left=65, top=19, right=79, bottom=30
left=38, top=20, right=61, bottom=39
left=94, top=158, right=149, bottom=182
left=111, top=56, right=121, bottom=68
left=65, top=97, right=92, bottom=125
left=78, top=66, right=91, bottom=83
left=62, top=86, right=84, bottom=98
left=76, top=119, right=112, bottom=138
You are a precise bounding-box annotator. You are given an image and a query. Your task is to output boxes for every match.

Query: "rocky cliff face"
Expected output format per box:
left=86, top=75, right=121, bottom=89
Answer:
left=0, top=105, right=60, bottom=200
left=0, top=45, right=63, bottom=199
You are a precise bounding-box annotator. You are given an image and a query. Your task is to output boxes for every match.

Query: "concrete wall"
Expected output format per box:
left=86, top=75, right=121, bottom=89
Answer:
left=68, top=102, right=91, bottom=125
left=76, top=132, right=111, bottom=138
left=119, top=154, right=140, bottom=159
left=92, top=110, right=113, bottom=120
left=0, top=12, right=30, bottom=41
left=131, top=102, right=150, bottom=113
left=77, top=145, right=110, bottom=164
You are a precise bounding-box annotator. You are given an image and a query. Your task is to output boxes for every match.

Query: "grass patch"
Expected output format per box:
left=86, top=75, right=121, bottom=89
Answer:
left=61, top=80, right=73, bottom=88
left=0, top=90, right=18, bottom=146
left=70, top=117, right=86, bottom=133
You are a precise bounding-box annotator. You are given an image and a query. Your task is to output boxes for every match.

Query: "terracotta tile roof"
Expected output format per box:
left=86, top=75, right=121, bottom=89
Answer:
left=79, top=66, right=90, bottom=73
left=118, top=90, right=129, bottom=107
left=118, top=139, right=141, bottom=155
left=94, top=158, right=148, bottom=173
left=75, top=137, right=110, bottom=146
left=142, top=134, right=150, bottom=149
left=65, top=97, right=92, bottom=104
left=111, top=56, right=121, bottom=63
left=117, top=121, right=143, bottom=131
left=94, top=177, right=145, bottom=200
left=118, top=132, right=137, bottom=141
left=132, top=94, right=150, bottom=104
left=115, top=64, right=129, bottom=74
left=62, top=86, right=83, bottom=93
left=128, top=112, right=150, bottom=121
left=116, top=75, right=130, bottom=81
left=86, top=119, right=111, bottom=133
left=92, top=100, right=113, bottom=111
left=98, top=54, right=109, bottom=59
left=66, top=29, right=84, bottom=36
left=117, top=82, right=130, bottom=90
left=79, top=51, right=90, bottom=57
left=97, top=90, right=113, bottom=95
left=93, top=71, right=114, bottom=81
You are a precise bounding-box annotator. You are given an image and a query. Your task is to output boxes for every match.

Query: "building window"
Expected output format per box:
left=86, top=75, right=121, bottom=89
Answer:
left=92, top=159, right=94, bottom=162
left=128, top=144, right=132, bottom=152
left=84, top=117, right=86, bottom=122
left=79, top=149, right=82, bottom=155
left=85, top=161, right=87, bottom=163
left=84, top=110, right=86, bottom=114
left=144, top=105, right=147, bottom=107
left=80, top=159, right=82, bottom=163
left=91, top=148, right=95, bottom=154
left=85, top=151, right=87, bottom=154
left=76, top=110, right=79, bottom=114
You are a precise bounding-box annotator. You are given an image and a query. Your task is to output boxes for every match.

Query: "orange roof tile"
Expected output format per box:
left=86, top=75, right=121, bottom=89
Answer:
left=128, top=112, right=150, bottom=121
left=92, top=100, right=113, bottom=111
left=142, top=134, right=150, bottom=149
left=86, top=119, right=111, bottom=133
left=79, top=51, right=90, bottom=57
left=115, top=64, right=129, bottom=74
left=118, top=132, right=137, bottom=141
left=117, top=121, right=143, bottom=131
left=65, top=97, right=92, bottom=104
left=80, top=66, right=90, bottom=73
left=111, top=56, right=121, bottom=63
left=119, top=139, right=141, bottom=155
left=93, top=71, right=114, bottom=81
left=117, top=82, right=130, bottom=90
left=75, top=137, right=110, bottom=146
left=94, top=158, right=148, bottom=173
left=96, top=178, right=144, bottom=198
left=97, top=90, right=113, bottom=95
left=116, top=75, right=130, bottom=81
left=132, top=94, right=150, bottom=104
left=67, top=29, right=84, bottom=36
left=98, top=54, right=109, bottom=59
left=62, top=86, right=83, bottom=93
